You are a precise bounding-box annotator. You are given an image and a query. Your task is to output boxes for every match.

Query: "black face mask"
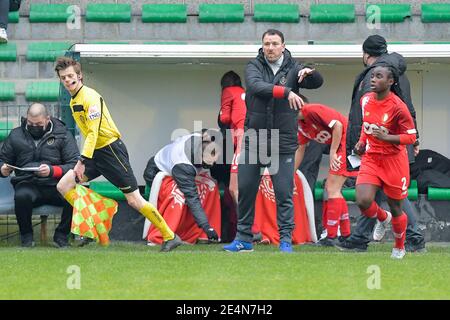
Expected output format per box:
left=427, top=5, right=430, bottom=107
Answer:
left=202, top=162, right=214, bottom=169
left=27, top=125, right=45, bottom=140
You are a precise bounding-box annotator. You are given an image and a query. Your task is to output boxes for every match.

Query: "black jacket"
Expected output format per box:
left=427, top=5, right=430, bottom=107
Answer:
left=0, top=117, right=79, bottom=186
left=346, top=52, right=419, bottom=170
left=244, top=48, right=323, bottom=154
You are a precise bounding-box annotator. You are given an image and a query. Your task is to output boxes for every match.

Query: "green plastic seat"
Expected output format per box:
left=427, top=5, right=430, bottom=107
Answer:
left=199, top=4, right=244, bottom=23
left=89, top=181, right=126, bottom=201
left=86, top=3, right=131, bottom=23
left=428, top=187, right=450, bottom=200
left=421, top=4, right=450, bottom=23
left=25, top=82, right=60, bottom=101
left=366, top=4, right=411, bottom=23
left=29, top=4, right=73, bottom=23
left=8, top=11, right=19, bottom=23
left=143, top=184, right=151, bottom=201
left=310, top=4, right=355, bottom=23
left=0, top=82, right=15, bottom=101
left=0, top=120, right=14, bottom=141
left=0, top=43, right=17, bottom=61
left=26, top=42, right=72, bottom=61
left=142, top=4, right=187, bottom=23
left=253, top=4, right=299, bottom=23
left=407, top=180, right=418, bottom=200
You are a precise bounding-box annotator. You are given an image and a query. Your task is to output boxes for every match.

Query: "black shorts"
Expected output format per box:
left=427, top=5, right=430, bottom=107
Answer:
left=84, top=139, right=138, bottom=194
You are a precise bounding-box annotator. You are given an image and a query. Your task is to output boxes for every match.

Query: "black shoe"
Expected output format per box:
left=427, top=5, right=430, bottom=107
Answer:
left=405, top=241, right=427, bottom=253
left=160, top=234, right=183, bottom=252
left=335, top=239, right=368, bottom=252
left=338, top=235, right=350, bottom=243
left=314, top=237, right=337, bottom=247
left=53, top=233, right=70, bottom=248
left=252, top=232, right=262, bottom=243
left=78, top=237, right=94, bottom=247
left=21, top=233, right=35, bottom=248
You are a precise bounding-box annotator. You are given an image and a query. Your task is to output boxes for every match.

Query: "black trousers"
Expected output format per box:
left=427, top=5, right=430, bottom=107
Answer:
left=236, top=151, right=296, bottom=243
left=0, top=0, right=21, bottom=29
left=14, top=181, right=72, bottom=237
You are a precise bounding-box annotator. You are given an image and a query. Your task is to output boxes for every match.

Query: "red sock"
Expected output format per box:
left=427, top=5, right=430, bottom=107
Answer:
left=391, top=213, right=407, bottom=250
left=361, top=201, right=378, bottom=218
left=322, top=200, right=328, bottom=230
left=361, top=201, right=387, bottom=221
left=339, top=198, right=351, bottom=237
left=376, top=206, right=388, bottom=222
left=326, top=198, right=340, bottom=239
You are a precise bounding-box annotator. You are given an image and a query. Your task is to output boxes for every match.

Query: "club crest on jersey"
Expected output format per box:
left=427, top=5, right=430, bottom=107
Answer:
left=279, top=76, right=287, bottom=85
left=382, top=113, right=389, bottom=123
left=88, top=105, right=101, bottom=120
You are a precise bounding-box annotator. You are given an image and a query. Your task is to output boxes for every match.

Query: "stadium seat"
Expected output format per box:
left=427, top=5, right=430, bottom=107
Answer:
left=313, top=179, right=419, bottom=201
left=427, top=187, right=450, bottom=200
left=199, top=4, right=245, bottom=23
left=29, top=4, right=73, bottom=23
left=0, top=43, right=17, bottom=61
left=253, top=4, right=300, bottom=23
left=89, top=181, right=126, bottom=201
left=0, top=82, right=15, bottom=102
left=0, top=177, right=62, bottom=243
left=309, top=4, right=355, bottom=23
left=142, top=4, right=187, bottom=23
left=26, top=42, right=73, bottom=61
left=421, top=3, right=450, bottom=23
left=86, top=3, right=131, bottom=23
left=25, top=82, right=60, bottom=101
left=8, top=11, right=19, bottom=23
left=0, top=120, right=14, bottom=141
left=365, top=4, right=411, bottom=23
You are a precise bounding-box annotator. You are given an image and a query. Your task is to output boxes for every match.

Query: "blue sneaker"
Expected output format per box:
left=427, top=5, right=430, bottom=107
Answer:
left=279, top=241, right=293, bottom=253
left=223, top=240, right=253, bottom=252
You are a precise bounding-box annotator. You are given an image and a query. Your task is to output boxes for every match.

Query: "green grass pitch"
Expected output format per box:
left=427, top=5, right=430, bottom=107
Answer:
left=0, top=242, right=449, bottom=300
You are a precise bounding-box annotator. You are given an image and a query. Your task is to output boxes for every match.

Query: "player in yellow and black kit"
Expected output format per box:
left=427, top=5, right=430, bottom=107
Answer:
left=54, top=57, right=182, bottom=252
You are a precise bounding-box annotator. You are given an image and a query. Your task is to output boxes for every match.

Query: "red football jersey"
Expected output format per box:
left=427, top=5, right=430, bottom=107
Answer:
left=219, top=86, right=246, bottom=131
left=359, top=92, right=416, bottom=155
left=297, top=104, right=348, bottom=145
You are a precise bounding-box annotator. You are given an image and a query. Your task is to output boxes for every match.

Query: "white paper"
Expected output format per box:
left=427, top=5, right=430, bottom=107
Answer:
left=347, top=154, right=361, bottom=168
left=6, top=164, right=40, bottom=172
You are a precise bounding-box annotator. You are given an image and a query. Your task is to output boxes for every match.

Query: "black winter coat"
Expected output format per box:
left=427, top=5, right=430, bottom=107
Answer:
left=346, top=52, right=419, bottom=170
left=244, top=48, right=323, bottom=154
left=0, top=117, right=79, bottom=186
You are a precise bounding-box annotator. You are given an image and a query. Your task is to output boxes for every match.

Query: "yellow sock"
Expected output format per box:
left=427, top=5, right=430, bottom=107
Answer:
left=63, top=188, right=77, bottom=207
left=139, top=203, right=174, bottom=241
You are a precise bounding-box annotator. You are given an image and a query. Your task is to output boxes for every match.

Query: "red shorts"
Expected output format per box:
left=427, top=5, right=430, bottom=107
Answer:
left=356, top=149, right=410, bottom=200
left=329, top=138, right=358, bottom=178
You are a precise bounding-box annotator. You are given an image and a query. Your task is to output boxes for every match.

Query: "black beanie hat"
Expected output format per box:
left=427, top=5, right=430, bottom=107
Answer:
left=362, top=35, right=388, bottom=56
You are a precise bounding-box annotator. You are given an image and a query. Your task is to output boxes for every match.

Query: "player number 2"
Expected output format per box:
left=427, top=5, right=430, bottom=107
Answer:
left=401, top=177, right=407, bottom=191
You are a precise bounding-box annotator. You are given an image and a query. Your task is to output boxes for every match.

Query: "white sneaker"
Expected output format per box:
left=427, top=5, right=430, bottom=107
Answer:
left=373, top=210, right=392, bottom=241
left=319, top=229, right=327, bottom=240
left=0, top=28, right=7, bottom=43
left=391, top=247, right=406, bottom=259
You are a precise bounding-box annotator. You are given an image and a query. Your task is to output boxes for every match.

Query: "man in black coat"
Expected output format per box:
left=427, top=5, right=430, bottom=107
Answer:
left=0, top=103, right=79, bottom=247
left=224, top=29, right=323, bottom=253
left=337, top=35, right=426, bottom=253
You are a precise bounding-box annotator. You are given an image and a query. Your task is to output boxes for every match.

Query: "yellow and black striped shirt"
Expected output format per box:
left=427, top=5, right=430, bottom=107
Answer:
left=69, top=85, right=121, bottom=158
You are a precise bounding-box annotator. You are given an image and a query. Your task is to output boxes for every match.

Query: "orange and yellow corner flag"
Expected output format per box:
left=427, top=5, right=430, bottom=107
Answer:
left=71, top=184, right=118, bottom=246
